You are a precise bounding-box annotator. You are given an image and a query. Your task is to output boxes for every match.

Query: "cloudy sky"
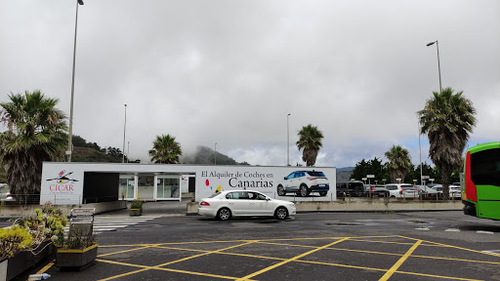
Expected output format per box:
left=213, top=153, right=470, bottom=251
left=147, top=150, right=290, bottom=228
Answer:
left=1, top=0, right=499, bottom=168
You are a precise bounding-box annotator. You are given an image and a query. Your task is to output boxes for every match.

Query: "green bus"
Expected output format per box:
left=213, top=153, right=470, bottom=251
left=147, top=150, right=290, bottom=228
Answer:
left=462, top=141, right=500, bottom=220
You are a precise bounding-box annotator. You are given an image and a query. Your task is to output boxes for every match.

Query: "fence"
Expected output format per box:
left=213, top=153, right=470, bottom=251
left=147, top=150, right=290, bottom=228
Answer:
left=2, top=194, right=121, bottom=205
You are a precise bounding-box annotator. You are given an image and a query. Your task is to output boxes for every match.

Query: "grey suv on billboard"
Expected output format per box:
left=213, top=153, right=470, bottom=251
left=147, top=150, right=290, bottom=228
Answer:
left=277, top=170, right=329, bottom=197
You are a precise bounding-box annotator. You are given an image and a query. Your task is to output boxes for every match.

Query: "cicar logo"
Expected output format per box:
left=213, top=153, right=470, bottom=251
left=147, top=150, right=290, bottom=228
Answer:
left=46, top=170, right=79, bottom=192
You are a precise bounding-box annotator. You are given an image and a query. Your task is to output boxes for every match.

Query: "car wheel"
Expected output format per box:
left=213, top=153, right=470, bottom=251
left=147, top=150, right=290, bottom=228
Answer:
left=390, top=195, right=396, bottom=198
left=217, top=208, right=231, bottom=221
left=319, top=191, right=327, bottom=196
left=277, top=185, right=286, bottom=196
left=275, top=207, right=288, bottom=220
left=299, top=185, right=309, bottom=197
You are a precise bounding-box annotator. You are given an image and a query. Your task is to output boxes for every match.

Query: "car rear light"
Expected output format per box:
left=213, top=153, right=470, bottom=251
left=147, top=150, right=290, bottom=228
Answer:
left=307, top=177, right=315, bottom=180
left=399, top=189, right=403, bottom=194
left=371, top=187, right=374, bottom=193
left=200, top=201, right=210, bottom=206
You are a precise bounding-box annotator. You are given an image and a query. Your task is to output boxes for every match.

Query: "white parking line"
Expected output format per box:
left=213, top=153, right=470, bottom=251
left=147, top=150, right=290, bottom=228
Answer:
left=482, top=250, right=500, bottom=255
left=444, top=228, right=460, bottom=232
left=415, top=228, right=430, bottom=231
left=476, top=230, right=495, bottom=235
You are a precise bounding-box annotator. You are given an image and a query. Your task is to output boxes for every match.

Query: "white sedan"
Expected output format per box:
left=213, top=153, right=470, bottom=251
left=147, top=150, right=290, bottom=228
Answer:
left=198, top=190, right=296, bottom=221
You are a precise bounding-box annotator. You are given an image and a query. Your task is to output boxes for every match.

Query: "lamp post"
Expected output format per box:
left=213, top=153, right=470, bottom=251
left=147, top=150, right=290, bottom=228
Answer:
left=287, top=113, right=290, bottom=166
left=426, top=40, right=442, bottom=93
left=67, top=0, right=84, bottom=162
left=127, top=141, right=130, bottom=163
left=419, top=120, right=423, bottom=189
left=122, top=104, right=127, bottom=163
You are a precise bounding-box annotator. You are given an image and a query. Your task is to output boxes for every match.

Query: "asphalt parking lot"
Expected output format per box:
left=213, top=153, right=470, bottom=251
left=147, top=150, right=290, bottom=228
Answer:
left=27, top=203, right=499, bottom=281
left=42, top=234, right=500, bottom=281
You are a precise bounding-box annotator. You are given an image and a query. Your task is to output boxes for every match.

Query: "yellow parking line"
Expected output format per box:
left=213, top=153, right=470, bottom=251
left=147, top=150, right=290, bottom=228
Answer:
left=379, top=239, right=422, bottom=281
left=97, top=259, right=251, bottom=280
left=98, top=240, right=259, bottom=281
left=98, top=243, right=164, bottom=257
left=236, top=237, right=350, bottom=281
left=36, top=260, right=54, bottom=274
left=398, top=235, right=500, bottom=258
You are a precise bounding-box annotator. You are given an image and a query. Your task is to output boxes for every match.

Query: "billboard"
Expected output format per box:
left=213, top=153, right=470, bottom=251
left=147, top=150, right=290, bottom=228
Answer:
left=195, top=166, right=336, bottom=201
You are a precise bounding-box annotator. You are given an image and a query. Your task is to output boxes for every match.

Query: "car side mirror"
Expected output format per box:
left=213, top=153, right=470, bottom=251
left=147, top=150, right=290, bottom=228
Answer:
left=284, top=177, right=287, bottom=180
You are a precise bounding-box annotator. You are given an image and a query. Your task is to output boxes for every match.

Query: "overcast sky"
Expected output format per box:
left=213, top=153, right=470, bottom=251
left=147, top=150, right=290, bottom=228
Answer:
left=1, top=0, right=499, bottom=168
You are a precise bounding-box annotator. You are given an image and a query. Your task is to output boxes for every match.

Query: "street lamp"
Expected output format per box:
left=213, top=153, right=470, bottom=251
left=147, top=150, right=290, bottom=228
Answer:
left=122, top=104, right=127, bottom=163
left=426, top=40, right=442, bottom=93
left=67, top=0, right=84, bottom=162
left=287, top=113, right=290, bottom=166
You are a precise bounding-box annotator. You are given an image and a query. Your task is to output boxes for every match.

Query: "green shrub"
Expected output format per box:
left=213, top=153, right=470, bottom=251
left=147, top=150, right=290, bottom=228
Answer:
left=0, top=226, right=33, bottom=259
left=130, top=200, right=143, bottom=210
left=15, top=205, right=68, bottom=247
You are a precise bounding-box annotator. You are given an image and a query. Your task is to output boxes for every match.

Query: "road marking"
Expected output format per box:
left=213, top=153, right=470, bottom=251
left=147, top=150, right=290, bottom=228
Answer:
left=379, top=239, right=422, bottom=281
left=99, top=240, right=259, bottom=281
left=236, top=237, right=350, bottom=281
left=476, top=230, right=494, bottom=235
left=415, top=227, right=430, bottom=231
left=445, top=228, right=460, bottom=232
left=482, top=250, right=500, bottom=256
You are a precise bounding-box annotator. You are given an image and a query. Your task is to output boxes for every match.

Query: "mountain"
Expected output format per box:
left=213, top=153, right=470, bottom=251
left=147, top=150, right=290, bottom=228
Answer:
left=336, top=167, right=353, bottom=182
left=181, top=146, right=249, bottom=165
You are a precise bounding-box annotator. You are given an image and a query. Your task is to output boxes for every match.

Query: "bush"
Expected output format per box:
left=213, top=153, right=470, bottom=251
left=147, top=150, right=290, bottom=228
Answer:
left=0, top=226, right=33, bottom=259
left=14, top=205, right=68, bottom=247
left=130, top=200, right=143, bottom=210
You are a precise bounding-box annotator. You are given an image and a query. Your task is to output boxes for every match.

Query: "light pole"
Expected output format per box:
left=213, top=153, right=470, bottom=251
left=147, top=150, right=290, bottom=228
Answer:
left=127, top=141, right=130, bottom=163
left=122, top=104, right=127, bottom=163
left=418, top=120, right=423, bottom=188
left=287, top=113, right=290, bottom=166
left=214, top=143, right=217, bottom=165
left=67, top=0, right=84, bottom=162
left=426, top=40, right=442, bottom=93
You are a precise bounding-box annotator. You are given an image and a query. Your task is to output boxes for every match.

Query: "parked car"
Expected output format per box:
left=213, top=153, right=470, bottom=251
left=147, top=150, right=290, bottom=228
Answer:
left=198, top=190, right=297, bottom=221
left=336, top=181, right=366, bottom=197
left=385, top=184, right=419, bottom=198
left=276, top=170, right=329, bottom=197
left=0, top=183, right=14, bottom=202
left=449, top=184, right=462, bottom=198
left=416, top=185, right=441, bottom=199
left=365, top=184, right=389, bottom=197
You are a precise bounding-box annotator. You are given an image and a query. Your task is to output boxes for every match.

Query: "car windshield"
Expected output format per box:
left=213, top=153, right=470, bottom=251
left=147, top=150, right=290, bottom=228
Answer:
left=373, top=186, right=386, bottom=190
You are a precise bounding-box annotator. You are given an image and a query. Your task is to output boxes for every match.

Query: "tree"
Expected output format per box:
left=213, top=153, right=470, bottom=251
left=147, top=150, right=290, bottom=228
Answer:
left=351, top=157, right=388, bottom=184
left=149, top=134, right=182, bottom=164
left=0, top=90, right=67, bottom=199
left=296, top=124, right=324, bottom=167
left=418, top=87, right=476, bottom=198
left=384, top=145, right=412, bottom=183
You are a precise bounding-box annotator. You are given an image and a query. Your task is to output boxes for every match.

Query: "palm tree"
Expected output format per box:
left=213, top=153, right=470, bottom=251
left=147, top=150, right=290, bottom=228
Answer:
left=385, top=145, right=412, bottom=183
left=296, top=124, right=323, bottom=166
left=418, top=87, right=476, bottom=198
left=0, top=90, right=68, bottom=200
left=148, top=134, right=182, bottom=164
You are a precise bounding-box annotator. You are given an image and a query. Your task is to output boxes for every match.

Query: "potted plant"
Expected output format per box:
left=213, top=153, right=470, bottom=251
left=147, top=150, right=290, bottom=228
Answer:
left=129, top=200, right=143, bottom=216
left=55, top=208, right=97, bottom=271
left=0, top=205, right=67, bottom=280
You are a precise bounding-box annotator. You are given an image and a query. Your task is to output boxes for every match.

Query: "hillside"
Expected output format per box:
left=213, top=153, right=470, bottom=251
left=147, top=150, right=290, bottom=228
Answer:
left=72, top=147, right=123, bottom=163
left=181, top=146, right=249, bottom=165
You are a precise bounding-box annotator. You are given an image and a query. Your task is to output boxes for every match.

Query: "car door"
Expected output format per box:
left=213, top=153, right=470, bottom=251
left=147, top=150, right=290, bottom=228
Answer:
left=248, top=192, right=274, bottom=216
left=226, top=191, right=251, bottom=216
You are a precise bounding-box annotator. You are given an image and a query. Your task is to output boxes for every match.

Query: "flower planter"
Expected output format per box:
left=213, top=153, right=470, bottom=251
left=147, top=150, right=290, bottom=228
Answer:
left=4, top=240, right=54, bottom=281
left=56, top=242, right=98, bottom=271
left=129, top=208, right=142, bottom=216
